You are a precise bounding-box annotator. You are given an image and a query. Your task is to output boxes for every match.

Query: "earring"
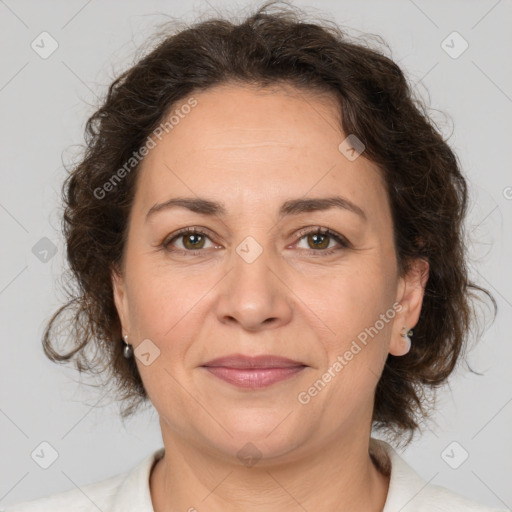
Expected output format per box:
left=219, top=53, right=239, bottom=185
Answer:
left=123, top=334, right=133, bottom=359
left=400, top=327, right=413, bottom=355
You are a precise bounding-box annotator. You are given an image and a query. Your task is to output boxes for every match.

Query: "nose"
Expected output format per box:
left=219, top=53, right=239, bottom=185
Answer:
left=214, top=242, right=293, bottom=332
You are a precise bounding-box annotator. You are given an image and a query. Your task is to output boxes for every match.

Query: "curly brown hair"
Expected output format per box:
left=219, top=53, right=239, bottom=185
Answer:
left=43, top=0, right=496, bottom=442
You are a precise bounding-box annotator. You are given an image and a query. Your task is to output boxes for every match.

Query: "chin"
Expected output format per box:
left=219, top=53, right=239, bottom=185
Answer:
left=195, top=412, right=310, bottom=463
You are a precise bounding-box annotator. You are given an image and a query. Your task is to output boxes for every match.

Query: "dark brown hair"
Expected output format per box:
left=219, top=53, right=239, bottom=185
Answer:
left=43, top=0, right=496, bottom=442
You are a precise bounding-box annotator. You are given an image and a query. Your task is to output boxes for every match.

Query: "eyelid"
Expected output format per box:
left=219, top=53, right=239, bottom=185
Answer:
left=294, top=226, right=350, bottom=247
left=162, top=225, right=350, bottom=255
left=162, top=226, right=219, bottom=250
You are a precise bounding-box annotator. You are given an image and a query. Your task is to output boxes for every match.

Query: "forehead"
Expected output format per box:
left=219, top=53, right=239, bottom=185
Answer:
left=133, top=83, right=387, bottom=221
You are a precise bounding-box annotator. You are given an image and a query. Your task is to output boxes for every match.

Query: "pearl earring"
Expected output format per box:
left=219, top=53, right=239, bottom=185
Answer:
left=400, top=327, right=413, bottom=355
left=123, top=334, right=133, bottom=359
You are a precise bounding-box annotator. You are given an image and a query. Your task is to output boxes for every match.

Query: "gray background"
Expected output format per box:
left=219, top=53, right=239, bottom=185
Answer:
left=1, top=0, right=511, bottom=509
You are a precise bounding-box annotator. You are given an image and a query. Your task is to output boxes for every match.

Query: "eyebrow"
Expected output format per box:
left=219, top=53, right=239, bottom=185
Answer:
left=145, top=195, right=367, bottom=222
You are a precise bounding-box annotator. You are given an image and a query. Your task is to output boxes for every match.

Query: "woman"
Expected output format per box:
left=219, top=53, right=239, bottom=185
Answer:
left=6, top=1, right=504, bottom=511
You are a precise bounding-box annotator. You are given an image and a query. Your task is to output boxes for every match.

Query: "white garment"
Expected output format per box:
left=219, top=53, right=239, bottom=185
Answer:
left=4, top=439, right=506, bottom=511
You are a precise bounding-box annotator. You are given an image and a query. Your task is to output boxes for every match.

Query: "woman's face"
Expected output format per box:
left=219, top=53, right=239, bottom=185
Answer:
left=112, top=83, right=427, bottom=461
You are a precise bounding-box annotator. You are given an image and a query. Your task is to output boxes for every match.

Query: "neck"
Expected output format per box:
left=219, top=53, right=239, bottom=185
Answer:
left=150, top=432, right=390, bottom=512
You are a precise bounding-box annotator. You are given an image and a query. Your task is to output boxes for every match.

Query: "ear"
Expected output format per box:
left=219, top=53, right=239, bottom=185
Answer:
left=389, top=258, right=429, bottom=356
left=111, top=265, right=130, bottom=337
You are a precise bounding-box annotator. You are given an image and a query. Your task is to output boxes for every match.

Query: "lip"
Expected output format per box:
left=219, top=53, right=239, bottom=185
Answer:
left=200, top=354, right=307, bottom=389
left=202, top=366, right=306, bottom=389
left=201, top=354, right=306, bottom=369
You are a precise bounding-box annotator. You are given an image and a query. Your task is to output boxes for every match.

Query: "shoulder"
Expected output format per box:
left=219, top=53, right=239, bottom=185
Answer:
left=2, top=473, right=124, bottom=512
left=416, top=482, right=506, bottom=511
left=370, top=438, right=508, bottom=512
left=3, top=448, right=164, bottom=512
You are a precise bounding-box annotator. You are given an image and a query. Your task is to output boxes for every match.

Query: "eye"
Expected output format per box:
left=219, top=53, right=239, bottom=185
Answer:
left=162, top=227, right=218, bottom=255
left=161, top=226, right=350, bottom=257
left=293, top=226, right=350, bottom=256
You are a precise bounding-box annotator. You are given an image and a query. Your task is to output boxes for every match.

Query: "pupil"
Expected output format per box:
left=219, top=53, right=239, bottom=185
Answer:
left=310, top=233, right=328, bottom=249
left=186, top=234, right=202, bottom=247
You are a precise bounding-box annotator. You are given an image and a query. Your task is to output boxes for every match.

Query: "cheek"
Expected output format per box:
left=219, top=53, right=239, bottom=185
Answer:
left=319, top=264, right=396, bottom=366
left=312, top=281, right=395, bottom=417
left=327, top=259, right=394, bottom=318
left=125, top=261, right=218, bottom=389
left=126, top=258, right=203, bottom=338
left=126, top=269, right=198, bottom=410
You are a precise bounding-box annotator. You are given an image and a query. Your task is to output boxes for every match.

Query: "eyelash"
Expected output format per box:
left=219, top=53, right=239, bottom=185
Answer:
left=161, top=226, right=350, bottom=257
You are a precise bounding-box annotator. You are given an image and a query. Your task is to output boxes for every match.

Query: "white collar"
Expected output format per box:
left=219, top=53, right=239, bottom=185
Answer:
left=108, top=439, right=499, bottom=511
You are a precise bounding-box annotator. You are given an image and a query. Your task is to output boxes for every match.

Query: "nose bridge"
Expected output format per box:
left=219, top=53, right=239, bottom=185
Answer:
left=235, top=234, right=273, bottom=285
left=216, top=231, right=292, bottom=329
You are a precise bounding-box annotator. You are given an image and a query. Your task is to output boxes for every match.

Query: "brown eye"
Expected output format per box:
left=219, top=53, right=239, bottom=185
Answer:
left=181, top=232, right=206, bottom=250
left=295, top=227, right=350, bottom=256
left=306, top=232, right=330, bottom=250
left=163, top=227, right=216, bottom=254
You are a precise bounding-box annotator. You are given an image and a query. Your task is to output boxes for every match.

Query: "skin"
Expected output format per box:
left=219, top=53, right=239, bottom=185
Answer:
left=111, top=82, right=429, bottom=512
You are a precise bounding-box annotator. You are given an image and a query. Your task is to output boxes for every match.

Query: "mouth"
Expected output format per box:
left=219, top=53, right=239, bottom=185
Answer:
left=200, top=354, right=308, bottom=389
